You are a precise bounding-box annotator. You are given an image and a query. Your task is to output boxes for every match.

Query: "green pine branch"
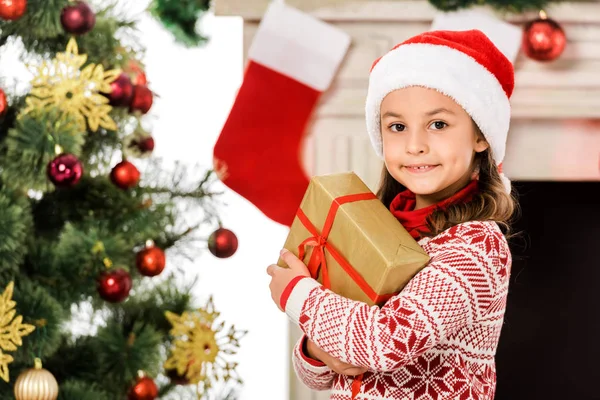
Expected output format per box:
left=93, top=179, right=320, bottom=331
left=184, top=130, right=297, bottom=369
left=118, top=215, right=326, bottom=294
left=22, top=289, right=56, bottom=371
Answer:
left=148, top=0, right=211, bottom=47
left=0, top=0, right=236, bottom=395
left=428, top=0, right=556, bottom=12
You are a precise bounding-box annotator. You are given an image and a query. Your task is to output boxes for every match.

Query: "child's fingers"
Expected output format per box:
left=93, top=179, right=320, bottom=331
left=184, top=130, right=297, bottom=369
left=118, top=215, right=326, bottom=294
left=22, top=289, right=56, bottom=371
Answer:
left=280, top=249, right=309, bottom=274
left=266, top=264, right=278, bottom=276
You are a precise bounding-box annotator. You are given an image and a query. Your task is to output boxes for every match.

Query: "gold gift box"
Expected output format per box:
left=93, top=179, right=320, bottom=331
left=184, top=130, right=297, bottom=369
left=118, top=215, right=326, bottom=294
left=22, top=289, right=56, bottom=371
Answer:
left=277, top=172, right=430, bottom=307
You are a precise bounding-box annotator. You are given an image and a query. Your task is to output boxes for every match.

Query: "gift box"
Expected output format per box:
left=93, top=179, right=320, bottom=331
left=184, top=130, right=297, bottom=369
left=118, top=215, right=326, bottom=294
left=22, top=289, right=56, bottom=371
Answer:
left=277, top=172, right=430, bottom=306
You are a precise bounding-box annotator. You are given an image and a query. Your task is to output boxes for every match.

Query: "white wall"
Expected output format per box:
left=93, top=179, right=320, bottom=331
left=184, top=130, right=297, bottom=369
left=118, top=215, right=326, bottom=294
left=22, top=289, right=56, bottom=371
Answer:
left=133, top=4, right=290, bottom=399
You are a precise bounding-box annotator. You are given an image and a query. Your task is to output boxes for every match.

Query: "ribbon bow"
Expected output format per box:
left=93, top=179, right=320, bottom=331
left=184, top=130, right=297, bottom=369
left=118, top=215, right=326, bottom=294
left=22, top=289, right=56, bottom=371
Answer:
left=298, top=234, right=331, bottom=288
left=295, top=192, right=378, bottom=293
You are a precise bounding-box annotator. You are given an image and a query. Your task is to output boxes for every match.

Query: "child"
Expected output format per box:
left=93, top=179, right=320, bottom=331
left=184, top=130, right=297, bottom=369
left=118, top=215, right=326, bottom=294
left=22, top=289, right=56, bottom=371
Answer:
left=266, top=29, right=518, bottom=399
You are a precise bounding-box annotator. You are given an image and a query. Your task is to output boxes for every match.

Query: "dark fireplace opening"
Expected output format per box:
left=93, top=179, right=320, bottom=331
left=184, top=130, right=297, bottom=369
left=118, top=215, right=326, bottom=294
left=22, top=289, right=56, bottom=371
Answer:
left=496, top=181, right=600, bottom=399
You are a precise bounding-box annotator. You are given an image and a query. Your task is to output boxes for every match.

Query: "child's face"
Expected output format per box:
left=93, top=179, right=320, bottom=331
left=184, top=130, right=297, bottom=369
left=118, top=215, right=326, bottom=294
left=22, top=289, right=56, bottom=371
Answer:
left=380, top=86, right=489, bottom=207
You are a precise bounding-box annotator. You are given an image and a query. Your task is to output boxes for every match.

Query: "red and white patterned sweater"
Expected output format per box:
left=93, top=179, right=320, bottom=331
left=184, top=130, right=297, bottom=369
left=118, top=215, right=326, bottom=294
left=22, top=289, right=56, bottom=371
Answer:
left=285, top=220, right=512, bottom=400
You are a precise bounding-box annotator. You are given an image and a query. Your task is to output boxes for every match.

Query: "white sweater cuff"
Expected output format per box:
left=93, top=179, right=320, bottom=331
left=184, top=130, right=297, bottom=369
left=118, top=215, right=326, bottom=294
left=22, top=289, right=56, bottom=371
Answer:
left=285, top=278, right=321, bottom=325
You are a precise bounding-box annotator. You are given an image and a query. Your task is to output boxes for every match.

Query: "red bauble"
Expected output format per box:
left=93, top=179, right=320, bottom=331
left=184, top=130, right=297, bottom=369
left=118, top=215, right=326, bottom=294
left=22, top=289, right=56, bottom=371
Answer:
left=128, top=376, right=158, bottom=400
left=136, top=137, right=155, bottom=153
left=0, top=0, right=26, bottom=20
left=208, top=228, right=238, bottom=258
left=97, top=268, right=132, bottom=303
left=0, top=88, right=7, bottom=117
left=133, top=72, right=147, bottom=86
left=127, top=60, right=147, bottom=86
left=107, top=73, right=134, bottom=107
left=110, top=160, right=140, bottom=190
left=136, top=242, right=166, bottom=277
left=60, top=1, right=95, bottom=35
left=47, top=153, right=83, bottom=188
left=130, top=85, right=153, bottom=114
left=127, top=136, right=154, bottom=157
left=522, top=12, right=566, bottom=62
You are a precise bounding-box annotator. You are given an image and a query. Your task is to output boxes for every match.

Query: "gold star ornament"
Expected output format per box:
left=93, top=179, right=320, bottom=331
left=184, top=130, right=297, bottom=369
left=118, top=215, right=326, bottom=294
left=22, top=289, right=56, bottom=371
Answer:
left=23, top=38, right=121, bottom=132
left=0, top=282, right=35, bottom=382
left=164, top=297, right=246, bottom=395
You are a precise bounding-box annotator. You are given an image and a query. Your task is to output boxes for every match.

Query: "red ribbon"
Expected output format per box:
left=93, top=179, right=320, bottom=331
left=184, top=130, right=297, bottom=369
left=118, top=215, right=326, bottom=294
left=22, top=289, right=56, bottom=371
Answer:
left=296, top=192, right=394, bottom=305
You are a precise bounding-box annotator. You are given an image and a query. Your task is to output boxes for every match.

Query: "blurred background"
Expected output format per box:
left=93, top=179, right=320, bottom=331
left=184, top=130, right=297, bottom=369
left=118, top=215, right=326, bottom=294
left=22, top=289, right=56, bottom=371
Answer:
left=0, top=0, right=599, bottom=399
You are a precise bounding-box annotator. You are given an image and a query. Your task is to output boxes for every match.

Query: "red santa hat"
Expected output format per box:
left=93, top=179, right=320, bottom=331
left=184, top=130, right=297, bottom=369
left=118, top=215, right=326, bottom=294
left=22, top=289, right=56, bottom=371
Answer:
left=365, top=29, right=514, bottom=193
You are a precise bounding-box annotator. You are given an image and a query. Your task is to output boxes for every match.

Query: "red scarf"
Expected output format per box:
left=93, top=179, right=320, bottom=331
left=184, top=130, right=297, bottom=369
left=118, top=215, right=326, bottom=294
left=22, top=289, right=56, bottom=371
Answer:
left=389, top=180, right=479, bottom=239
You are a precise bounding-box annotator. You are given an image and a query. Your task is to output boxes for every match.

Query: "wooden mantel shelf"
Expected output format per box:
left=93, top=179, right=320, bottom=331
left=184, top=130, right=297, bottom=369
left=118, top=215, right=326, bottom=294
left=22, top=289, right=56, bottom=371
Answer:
left=215, top=0, right=600, bottom=23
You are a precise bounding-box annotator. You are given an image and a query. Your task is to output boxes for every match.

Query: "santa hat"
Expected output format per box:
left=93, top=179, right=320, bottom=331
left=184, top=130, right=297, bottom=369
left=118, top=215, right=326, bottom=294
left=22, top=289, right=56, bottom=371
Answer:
left=365, top=29, right=514, bottom=193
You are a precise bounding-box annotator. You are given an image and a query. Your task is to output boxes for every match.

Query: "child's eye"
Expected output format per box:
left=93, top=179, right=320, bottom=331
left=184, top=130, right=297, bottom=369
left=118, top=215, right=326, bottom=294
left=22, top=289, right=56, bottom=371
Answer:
left=429, top=121, right=447, bottom=130
left=389, top=123, right=405, bottom=132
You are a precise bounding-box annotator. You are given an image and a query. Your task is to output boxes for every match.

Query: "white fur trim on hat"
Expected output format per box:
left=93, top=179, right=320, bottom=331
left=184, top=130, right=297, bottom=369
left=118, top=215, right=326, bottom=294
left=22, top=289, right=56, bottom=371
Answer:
left=499, top=172, right=512, bottom=194
left=365, top=43, right=511, bottom=166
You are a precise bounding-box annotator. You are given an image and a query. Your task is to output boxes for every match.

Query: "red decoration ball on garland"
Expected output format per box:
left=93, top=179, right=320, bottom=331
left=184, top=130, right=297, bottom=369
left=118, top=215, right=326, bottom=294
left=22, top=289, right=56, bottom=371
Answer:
left=522, top=11, right=566, bottom=62
left=110, top=160, right=140, bottom=190
left=47, top=153, right=83, bottom=188
left=136, top=241, right=166, bottom=277
left=0, top=0, right=27, bottom=21
left=129, top=85, right=153, bottom=114
left=107, top=73, right=134, bottom=107
left=128, top=375, right=158, bottom=400
left=0, top=88, right=7, bottom=118
left=97, top=268, right=132, bottom=303
left=208, top=228, right=238, bottom=258
left=60, top=1, right=96, bottom=35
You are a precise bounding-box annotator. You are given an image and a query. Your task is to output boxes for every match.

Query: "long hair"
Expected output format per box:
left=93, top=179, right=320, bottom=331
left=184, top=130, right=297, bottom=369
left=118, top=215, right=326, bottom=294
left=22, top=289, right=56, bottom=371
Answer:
left=376, top=144, right=520, bottom=238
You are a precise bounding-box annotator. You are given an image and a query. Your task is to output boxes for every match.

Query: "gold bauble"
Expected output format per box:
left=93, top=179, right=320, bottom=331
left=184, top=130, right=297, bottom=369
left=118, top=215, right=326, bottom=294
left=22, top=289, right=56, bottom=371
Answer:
left=14, top=358, right=59, bottom=400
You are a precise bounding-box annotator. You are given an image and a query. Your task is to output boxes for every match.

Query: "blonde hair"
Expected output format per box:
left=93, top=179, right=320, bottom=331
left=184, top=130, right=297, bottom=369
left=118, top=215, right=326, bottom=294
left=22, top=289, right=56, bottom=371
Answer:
left=376, top=137, right=519, bottom=238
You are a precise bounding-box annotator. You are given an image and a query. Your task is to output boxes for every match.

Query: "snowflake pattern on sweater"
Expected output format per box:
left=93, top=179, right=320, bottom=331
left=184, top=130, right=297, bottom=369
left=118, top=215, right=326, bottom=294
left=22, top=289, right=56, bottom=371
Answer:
left=287, top=221, right=511, bottom=400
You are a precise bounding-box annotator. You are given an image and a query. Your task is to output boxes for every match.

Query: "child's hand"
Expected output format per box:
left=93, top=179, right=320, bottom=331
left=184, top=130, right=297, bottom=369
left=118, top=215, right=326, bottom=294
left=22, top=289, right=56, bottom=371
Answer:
left=306, top=339, right=367, bottom=376
left=266, top=249, right=310, bottom=311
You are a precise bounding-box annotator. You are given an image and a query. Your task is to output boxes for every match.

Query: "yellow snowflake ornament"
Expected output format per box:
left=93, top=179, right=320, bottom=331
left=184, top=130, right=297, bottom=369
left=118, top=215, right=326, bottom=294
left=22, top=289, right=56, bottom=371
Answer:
left=23, top=38, right=121, bottom=132
left=164, top=297, right=246, bottom=397
left=0, top=282, right=35, bottom=382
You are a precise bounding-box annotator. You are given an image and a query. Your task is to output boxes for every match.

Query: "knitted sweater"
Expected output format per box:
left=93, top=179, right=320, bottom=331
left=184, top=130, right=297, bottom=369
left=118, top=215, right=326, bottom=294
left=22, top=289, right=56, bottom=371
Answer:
left=285, top=220, right=512, bottom=400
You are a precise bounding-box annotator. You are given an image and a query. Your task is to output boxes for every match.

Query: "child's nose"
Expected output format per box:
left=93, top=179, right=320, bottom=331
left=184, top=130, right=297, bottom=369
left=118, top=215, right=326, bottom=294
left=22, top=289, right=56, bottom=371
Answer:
left=405, top=130, right=429, bottom=155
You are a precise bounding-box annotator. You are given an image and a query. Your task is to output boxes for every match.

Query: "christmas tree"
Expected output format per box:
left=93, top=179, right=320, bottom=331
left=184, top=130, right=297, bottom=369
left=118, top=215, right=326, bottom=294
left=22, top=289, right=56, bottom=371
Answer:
left=0, top=1, right=244, bottom=399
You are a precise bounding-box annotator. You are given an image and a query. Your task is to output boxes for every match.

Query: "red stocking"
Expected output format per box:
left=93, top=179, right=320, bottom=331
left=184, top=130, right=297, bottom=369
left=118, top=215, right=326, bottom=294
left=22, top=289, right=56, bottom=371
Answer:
left=213, top=2, right=350, bottom=226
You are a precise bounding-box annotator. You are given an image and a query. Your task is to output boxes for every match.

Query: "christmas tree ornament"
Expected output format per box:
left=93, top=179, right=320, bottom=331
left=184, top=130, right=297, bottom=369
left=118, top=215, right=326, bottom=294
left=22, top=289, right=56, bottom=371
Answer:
left=522, top=10, right=566, bottom=62
left=0, top=0, right=27, bottom=21
left=0, top=282, right=35, bottom=382
left=0, top=87, right=7, bottom=117
left=14, top=358, right=58, bottom=400
left=128, top=371, right=158, bottom=400
left=213, top=1, right=350, bottom=226
left=110, top=160, right=140, bottom=190
left=126, top=60, right=147, bottom=86
left=107, top=73, right=134, bottom=107
left=47, top=153, right=83, bottom=188
left=97, top=268, right=132, bottom=303
left=164, top=297, right=246, bottom=394
left=133, top=72, right=147, bottom=86
left=123, top=127, right=154, bottom=159
left=136, top=240, right=166, bottom=277
left=60, top=1, right=96, bottom=35
left=208, top=228, right=238, bottom=258
left=22, top=37, right=120, bottom=132
left=129, top=85, right=153, bottom=114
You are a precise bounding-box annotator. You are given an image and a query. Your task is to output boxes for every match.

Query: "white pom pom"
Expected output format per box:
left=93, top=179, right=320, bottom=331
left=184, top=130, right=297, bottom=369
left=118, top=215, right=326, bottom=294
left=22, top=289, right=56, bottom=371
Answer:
left=499, top=172, right=511, bottom=194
